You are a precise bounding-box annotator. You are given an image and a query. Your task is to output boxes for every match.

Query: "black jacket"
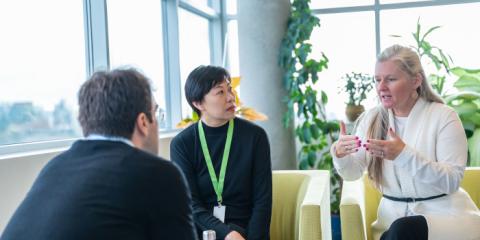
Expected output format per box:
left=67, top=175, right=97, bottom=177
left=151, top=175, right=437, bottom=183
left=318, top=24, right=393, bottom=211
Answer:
left=1, top=140, right=197, bottom=240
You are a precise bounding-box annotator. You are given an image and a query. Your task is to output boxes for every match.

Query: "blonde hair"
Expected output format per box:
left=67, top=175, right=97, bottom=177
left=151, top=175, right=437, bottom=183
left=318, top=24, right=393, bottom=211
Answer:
left=366, top=44, right=443, bottom=188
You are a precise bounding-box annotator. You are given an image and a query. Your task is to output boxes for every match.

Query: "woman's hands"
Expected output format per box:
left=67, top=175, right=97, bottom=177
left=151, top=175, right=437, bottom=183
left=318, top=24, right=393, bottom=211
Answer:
left=364, top=127, right=405, bottom=160
left=335, top=121, right=362, bottom=158
left=335, top=122, right=405, bottom=160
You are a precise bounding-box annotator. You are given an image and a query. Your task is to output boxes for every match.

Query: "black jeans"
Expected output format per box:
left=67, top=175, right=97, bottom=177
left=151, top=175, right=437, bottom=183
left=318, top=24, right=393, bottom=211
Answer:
left=380, top=215, right=428, bottom=240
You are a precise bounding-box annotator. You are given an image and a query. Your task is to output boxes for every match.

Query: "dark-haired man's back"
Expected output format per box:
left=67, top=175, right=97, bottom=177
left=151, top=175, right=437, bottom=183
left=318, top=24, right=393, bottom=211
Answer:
left=0, top=140, right=197, bottom=240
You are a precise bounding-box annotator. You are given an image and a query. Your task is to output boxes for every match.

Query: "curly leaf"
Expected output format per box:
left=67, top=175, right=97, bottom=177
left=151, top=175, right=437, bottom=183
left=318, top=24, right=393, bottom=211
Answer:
left=310, top=122, right=320, bottom=139
left=231, top=76, right=241, bottom=89
left=176, top=118, right=194, bottom=129
left=445, top=91, right=480, bottom=103
left=454, top=75, right=480, bottom=92
left=450, top=67, right=480, bottom=77
left=452, top=101, right=478, bottom=117
left=238, top=107, right=268, bottom=121
left=308, top=150, right=317, bottom=167
left=303, top=123, right=312, bottom=144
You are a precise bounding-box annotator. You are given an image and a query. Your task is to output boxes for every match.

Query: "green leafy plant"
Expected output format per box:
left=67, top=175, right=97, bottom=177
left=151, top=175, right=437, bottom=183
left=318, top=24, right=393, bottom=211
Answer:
left=341, top=72, right=374, bottom=106
left=395, top=19, right=480, bottom=165
left=447, top=68, right=480, bottom=166
left=279, top=0, right=341, bottom=214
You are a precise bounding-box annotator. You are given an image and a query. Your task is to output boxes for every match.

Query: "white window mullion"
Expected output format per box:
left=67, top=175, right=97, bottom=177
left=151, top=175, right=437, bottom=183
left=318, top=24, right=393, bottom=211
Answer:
left=162, top=0, right=183, bottom=130
left=83, top=0, right=109, bottom=75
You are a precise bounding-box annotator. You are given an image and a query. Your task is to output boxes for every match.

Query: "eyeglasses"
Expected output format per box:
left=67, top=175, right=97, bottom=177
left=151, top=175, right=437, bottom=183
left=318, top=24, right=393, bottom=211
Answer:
left=153, top=104, right=165, bottom=122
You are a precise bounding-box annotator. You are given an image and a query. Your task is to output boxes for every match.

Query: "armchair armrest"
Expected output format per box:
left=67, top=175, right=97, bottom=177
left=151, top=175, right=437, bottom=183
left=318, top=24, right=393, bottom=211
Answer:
left=340, top=178, right=366, bottom=240
left=299, top=170, right=331, bottom=240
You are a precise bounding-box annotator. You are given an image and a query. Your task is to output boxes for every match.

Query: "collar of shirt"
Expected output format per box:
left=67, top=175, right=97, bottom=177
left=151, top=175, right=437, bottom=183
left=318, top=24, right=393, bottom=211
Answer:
left=85, top=134, right=134, bottom=147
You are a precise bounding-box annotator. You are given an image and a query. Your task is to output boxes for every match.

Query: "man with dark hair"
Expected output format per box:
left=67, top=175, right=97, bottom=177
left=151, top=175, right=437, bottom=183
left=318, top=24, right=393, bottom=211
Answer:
left=1, top=68, right=197, bottom=240
left=171, top=65, right=272, bottom=240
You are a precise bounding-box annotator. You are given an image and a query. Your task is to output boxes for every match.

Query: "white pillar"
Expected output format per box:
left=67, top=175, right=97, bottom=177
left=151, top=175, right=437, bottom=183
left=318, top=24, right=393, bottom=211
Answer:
left=237, top=0, right=296, bottom=170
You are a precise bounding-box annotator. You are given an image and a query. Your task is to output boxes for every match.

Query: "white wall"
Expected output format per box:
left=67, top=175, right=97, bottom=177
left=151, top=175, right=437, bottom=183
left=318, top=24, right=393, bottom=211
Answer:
left=0, top=136, right=173, bottom=234
left=0, top=150, right=58, bottom=234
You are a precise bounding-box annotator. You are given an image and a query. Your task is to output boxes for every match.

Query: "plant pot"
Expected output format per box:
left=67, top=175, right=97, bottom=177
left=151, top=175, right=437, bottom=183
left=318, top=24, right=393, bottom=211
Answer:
left=331, top=214, right=342, bottom=240
left=345, top=104, right=365, bottom=122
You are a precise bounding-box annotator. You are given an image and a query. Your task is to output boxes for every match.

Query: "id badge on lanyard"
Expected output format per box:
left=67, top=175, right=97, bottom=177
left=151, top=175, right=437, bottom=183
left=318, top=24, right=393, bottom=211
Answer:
left=198, top=119, right=234, bottom=223
left=213, top=204, right=226, bottom=222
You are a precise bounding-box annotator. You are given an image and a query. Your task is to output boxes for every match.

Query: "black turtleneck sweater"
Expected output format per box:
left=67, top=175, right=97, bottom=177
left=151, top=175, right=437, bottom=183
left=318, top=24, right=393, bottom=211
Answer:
left=170, top=117, right=272, bottom=240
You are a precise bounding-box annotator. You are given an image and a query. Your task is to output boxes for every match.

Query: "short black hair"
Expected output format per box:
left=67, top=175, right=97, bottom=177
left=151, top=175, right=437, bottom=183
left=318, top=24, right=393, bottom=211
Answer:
left=78, top=68, right=153, bottom=139
left=184, top=65, right=230, bottom=116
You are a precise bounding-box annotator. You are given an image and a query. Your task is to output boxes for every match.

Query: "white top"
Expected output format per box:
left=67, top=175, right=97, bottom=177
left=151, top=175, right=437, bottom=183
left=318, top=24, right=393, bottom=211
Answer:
left=394, top=116, right=407, bottom=137
left=332, top=98, right=480, bottom=240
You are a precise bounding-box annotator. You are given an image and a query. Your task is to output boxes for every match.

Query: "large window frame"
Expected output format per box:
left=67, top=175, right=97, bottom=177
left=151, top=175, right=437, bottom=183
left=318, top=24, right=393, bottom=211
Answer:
left=6, top=0, right=477, bottom=155
left=311, top=0, right=480, bottom=55
left=309, top=0, right=480, bottom=119
left=0, top=0, right=227, bottom=156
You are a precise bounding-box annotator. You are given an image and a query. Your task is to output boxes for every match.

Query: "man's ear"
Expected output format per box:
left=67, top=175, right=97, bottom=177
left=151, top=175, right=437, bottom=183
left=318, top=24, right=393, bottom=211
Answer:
left=192, top=101, right=204, bottom=112
left=134, top=112, right=149, bottom=136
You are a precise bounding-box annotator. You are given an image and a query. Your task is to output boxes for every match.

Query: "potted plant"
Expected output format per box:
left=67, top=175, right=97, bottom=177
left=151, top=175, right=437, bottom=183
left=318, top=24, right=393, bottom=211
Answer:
left=341, top=72, right=373, bottom=122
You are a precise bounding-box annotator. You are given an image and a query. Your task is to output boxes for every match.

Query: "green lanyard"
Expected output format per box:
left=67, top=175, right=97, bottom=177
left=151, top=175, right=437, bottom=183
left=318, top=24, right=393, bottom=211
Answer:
left=198, top=119, right=234, bottom=205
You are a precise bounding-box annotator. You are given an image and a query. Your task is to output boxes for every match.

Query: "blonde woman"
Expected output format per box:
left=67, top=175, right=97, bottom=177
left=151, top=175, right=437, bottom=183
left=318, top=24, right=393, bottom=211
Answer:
left=332, top=45, right=480, bottom=240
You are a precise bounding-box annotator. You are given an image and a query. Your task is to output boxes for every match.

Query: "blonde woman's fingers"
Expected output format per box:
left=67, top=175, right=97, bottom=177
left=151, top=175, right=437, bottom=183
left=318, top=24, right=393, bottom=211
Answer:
left=339, top=134, right=360, bottom=141
left=339, top=121, right=347, bottom=135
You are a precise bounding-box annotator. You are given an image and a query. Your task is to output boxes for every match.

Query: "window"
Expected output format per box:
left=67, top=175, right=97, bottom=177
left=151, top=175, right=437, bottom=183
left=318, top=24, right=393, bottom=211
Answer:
left=189, top=0, right=210, bottom=7
left=380, top=0, right=430, bottom=4
left=311, top=11, right=376, bottom=120
left=0, top=0, right=85, bottom=145
left=380, top=3, right=480, bottom=72
left=306, top=1, right=480, bottom=121
left=107, top=0, right=167, bottom=128
left=226, top=20, right=240, bottom=77
left=311, top=0, right=373, bottom=9
left=0, top=0, right=224, bottom=151
left=226, top=0, right=237, bottom=15
left=178, top=8, right=211, bottom=118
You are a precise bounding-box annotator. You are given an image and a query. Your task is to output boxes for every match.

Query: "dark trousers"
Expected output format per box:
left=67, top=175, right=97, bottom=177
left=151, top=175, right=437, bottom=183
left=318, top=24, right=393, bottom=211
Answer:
left=380, top=215, right=428, bottom=240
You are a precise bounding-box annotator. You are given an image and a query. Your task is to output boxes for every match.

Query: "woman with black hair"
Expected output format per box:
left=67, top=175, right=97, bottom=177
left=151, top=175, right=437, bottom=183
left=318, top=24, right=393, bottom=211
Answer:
left=171, top=65, right=272, bottom=240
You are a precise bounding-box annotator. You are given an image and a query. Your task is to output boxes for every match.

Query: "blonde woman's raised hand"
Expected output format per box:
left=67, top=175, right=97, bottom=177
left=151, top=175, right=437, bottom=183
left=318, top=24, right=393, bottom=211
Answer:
left=364, top=127, right=405, bottom=160
left=334, top=121, right=362, bottom=158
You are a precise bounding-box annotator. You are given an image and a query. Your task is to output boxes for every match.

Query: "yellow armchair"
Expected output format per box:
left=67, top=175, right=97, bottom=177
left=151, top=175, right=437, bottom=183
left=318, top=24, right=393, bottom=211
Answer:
left=340, top=167, right=480, bottom=240
left=271, top=170, right=331, bottom=240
